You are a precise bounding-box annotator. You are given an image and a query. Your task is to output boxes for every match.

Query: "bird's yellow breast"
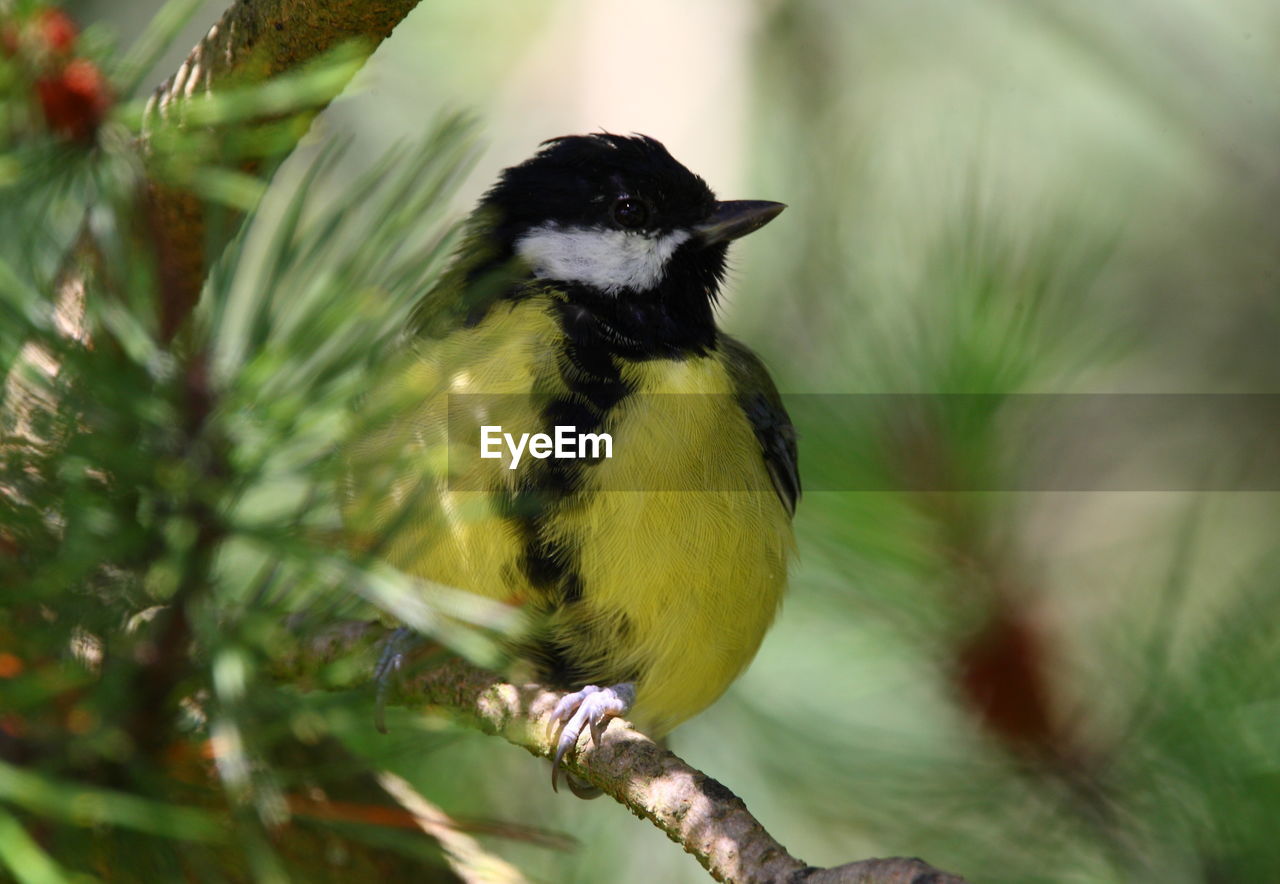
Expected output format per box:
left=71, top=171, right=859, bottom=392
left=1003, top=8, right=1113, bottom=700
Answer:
left=345, top=295, right=793, bottom=735
left=556, top=357, right=792, bottom=734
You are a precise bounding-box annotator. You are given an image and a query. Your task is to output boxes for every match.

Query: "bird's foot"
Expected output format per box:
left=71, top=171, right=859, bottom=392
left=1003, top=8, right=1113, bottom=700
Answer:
left=547, top=682, right=635, bottom=793
left=373, top=627, right=419, bottom=734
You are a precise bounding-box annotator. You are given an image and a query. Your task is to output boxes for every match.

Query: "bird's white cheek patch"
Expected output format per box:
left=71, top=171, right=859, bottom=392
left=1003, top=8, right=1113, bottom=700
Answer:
left=515, top=224, right=692, bottom=294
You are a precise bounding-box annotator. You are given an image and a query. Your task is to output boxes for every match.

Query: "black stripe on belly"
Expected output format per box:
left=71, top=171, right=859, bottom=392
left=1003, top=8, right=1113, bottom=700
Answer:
left=501, top=297, right=632, bottom=650
left=498, top=286, right=715, bottom=687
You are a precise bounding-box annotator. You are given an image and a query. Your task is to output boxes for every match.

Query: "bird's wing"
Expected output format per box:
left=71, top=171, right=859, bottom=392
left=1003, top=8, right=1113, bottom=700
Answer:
left=720, top=335, right=801, bottom=517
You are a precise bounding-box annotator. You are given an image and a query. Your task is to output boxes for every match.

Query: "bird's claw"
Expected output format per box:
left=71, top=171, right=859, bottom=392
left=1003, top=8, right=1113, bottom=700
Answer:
left=373, top=627, right=418, bottom=734
left=547, top=683, right=635, bottom=792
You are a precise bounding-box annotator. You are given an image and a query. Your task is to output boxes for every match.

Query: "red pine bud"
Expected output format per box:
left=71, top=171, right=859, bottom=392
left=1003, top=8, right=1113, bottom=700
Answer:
left=37, top=9, right=78, bottom=53
left=36, top=57, right=111, bottom=142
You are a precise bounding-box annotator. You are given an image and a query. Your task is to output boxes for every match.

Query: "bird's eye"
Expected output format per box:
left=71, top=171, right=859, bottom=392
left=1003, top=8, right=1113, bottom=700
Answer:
left=610, top=196, right=650, bottom=230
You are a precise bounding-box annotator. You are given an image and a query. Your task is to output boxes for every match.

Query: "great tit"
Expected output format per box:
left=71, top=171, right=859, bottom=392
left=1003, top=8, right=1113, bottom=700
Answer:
left=346, top=133, right=798, bottom=794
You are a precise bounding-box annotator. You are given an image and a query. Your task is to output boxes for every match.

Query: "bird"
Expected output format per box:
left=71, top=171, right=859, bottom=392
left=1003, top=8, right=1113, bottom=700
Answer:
left=344, top=133, right=798, bottom=796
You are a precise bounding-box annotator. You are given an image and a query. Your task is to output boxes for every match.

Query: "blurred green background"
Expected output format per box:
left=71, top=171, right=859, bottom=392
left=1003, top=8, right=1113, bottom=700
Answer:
left=32, top=0, right=1280, bottom=880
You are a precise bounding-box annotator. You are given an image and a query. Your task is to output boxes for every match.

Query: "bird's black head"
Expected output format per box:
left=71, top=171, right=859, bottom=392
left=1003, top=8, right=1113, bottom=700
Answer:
left=476, top=134, right=785, bottom=357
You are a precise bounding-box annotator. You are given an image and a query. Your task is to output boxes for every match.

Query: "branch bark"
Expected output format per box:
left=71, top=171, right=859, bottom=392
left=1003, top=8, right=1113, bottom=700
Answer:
left=141, top=0, right=422, bottom=337
left=285, top=621, right=970, bottom=884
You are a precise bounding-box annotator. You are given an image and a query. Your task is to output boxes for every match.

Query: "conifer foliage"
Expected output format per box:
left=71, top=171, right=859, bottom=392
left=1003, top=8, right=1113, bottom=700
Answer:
left=0, top=3, right=510, bottom=880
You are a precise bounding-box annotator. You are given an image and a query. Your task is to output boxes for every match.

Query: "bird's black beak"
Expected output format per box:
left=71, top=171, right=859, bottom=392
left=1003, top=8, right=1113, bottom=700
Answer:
left=692, top=200, right=787, bottom=246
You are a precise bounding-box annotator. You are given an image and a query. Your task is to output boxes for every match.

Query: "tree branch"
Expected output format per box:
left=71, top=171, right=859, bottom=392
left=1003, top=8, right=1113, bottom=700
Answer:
left=4, top=0, right=424, bottom=428
left=284, top=621, right=969, bottom=884
left=141, top=0, right=423, bottom=338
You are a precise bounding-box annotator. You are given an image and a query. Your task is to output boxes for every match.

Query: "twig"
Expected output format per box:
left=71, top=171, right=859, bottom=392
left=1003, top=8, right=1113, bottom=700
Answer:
left=284, top=621, right=970, bottom=884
